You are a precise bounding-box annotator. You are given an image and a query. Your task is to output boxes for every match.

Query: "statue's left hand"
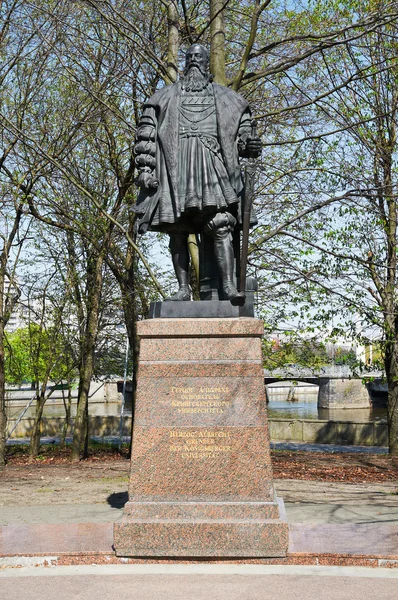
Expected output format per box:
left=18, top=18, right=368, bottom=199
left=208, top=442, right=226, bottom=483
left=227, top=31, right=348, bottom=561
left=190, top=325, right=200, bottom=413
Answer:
left=245, top=136, right=262, bottom=158
left=136, top=172, right=159, bottom=190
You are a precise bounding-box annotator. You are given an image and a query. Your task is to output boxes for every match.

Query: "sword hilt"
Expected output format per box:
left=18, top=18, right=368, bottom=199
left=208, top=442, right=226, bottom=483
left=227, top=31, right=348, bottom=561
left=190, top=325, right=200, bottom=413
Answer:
left=247, top=119, right=260, bottom=160
left=251, top=119, right=258, bottom=139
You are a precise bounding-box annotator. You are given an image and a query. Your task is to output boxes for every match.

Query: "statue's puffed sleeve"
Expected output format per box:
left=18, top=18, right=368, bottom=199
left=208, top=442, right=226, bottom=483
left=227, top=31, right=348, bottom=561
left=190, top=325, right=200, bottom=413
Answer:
left=134, top=106, right=158, bottom=189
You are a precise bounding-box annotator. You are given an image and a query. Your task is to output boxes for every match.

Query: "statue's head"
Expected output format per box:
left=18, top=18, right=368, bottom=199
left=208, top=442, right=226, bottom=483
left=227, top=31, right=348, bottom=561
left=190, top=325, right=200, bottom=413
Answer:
left=182, top=44, right=211, bottom=92
left=185, top=44, right=210, bottom=73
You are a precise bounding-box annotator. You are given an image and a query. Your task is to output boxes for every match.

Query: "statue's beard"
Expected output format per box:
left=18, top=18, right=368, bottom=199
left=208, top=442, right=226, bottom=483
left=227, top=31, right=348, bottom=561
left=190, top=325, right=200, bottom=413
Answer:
left=182, top=64, right=210, bottom=92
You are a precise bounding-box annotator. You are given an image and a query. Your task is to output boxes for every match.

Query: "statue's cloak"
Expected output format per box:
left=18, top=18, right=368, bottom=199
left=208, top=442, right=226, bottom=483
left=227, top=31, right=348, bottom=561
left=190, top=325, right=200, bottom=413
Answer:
left=134, top=82, right=250, bottom=233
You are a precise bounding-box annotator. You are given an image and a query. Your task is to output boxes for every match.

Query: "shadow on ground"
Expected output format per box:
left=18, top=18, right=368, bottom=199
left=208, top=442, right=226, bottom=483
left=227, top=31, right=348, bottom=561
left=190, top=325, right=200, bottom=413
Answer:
left=107, top=491, right=128, bottom=509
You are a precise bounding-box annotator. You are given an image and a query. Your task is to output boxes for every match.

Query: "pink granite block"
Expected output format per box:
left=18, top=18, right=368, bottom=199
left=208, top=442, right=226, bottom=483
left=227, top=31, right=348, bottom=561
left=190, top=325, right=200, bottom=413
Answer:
left=138, top=362, right=263, bottom=378
left=134, top=376, right=267, bottom=426
left=137, top=318, right=264, bottom=338
left=114, top=519, right=288, bottom=558
left=128, top=427, right=275, bottom=502
left=139, top=337, right=262, bottom=362
left=122, top=501, right=280, bottom=520
left=114, top=317, right=287, bottom=558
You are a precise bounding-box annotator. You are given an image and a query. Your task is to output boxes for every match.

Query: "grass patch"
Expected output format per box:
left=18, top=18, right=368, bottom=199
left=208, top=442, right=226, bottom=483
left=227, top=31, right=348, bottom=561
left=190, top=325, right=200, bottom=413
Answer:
left=100, top=475, right=129, bottom=483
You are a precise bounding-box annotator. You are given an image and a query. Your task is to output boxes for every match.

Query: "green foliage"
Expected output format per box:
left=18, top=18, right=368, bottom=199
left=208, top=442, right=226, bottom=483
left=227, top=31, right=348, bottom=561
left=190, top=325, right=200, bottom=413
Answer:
left=333, top=347, right=358, bottom=368
left=5, top=324, right=76, bottom=385
left=263, top=336, right=330, bottom=369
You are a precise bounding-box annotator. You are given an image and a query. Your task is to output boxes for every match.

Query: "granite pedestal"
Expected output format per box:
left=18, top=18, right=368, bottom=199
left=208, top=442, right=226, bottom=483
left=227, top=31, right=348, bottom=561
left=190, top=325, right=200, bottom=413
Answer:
left=114, top=318, right=288, bottom=557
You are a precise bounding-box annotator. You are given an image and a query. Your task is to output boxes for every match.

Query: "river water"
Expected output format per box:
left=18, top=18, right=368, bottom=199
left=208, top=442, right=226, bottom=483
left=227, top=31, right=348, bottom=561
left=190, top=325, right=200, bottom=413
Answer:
left=265, top=382, right=387, bottom=422
left=6, top=395, right=388, bottom=423
left=266, top=399, right=387, bottom=422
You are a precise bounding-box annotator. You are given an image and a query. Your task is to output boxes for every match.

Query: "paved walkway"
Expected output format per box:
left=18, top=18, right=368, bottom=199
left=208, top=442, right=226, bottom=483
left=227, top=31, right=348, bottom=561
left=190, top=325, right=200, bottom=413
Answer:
left=0, top=564, right=398, bottom=600
left=1, top=500, right=398, bottom=526
left=1, top=520, right=398, bottom=558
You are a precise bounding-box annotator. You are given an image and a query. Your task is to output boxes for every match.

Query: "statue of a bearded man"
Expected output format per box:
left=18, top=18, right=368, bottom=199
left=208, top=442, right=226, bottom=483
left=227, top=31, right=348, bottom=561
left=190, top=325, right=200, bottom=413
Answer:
left=133, top=44, right=262, bottom=305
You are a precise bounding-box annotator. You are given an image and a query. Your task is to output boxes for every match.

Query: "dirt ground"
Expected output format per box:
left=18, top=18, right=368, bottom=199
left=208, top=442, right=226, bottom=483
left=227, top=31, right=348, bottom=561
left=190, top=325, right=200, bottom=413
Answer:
left=271, top=450, right=398, bottom=483
left=0, top=448, right=397, bottom=507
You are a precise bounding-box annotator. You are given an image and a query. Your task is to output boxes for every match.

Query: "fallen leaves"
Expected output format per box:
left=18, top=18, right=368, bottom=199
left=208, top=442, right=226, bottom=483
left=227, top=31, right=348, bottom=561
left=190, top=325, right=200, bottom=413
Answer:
left=4, top=445, right=128, bottom=467
left=271, top=451, right=398, bottom=483
left=2, top=445, right=398, bottom=485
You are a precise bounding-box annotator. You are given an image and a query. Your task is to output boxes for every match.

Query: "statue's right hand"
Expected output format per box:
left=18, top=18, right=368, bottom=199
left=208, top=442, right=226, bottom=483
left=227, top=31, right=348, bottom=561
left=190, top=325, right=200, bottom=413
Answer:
left=135, top=154, right=156, bottom=169
left=136, top=172, right=159, bottom=190
left=135, top=140, right=156, bottom=156
left=137, top=126, right=155, bottom=141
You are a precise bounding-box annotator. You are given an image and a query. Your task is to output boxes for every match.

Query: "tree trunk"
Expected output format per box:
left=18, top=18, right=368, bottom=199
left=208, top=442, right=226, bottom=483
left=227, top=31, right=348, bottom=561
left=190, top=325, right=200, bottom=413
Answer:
left=71, top=252, right=104, bottom=461
left=0, top=320, right=6, bottom=469
left=72, top=339, right=94, bottom=461
left=60, top=378, right=73, bottom=448
left=29, top=374, right=53, bottom=458
left=385, top=338, right=398, bottom=455
left=165, top=1, right=179, bottom=85
left=387, top=383, right=398, bottom=455
left=210, top=0, right=227, bottom=85
left=29, top=392, right=46, bottom=457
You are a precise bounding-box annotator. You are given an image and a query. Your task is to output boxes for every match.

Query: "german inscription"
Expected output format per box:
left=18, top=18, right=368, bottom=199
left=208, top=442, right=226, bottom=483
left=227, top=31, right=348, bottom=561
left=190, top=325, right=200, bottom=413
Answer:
left=169, top=429, right=232, bottom=460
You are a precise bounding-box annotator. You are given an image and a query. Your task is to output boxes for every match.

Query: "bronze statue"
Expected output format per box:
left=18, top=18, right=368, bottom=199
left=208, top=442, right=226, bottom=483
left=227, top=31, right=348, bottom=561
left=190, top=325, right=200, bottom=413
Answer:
left=133, top=44, right=262, bottom=305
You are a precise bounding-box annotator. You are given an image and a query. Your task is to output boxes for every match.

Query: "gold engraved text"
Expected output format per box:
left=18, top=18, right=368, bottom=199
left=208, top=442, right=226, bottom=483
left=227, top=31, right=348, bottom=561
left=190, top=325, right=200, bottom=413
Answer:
left=170, top=386, right=231, bottom=414
left=168, top=430, right=232, bottom=460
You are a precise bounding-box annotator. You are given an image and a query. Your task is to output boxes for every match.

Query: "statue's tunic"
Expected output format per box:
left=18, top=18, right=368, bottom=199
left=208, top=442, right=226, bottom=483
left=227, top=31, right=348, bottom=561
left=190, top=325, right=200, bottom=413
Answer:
left=134, top=82, right=252, bottom=234
left=178, top=85, right=242, bottom=218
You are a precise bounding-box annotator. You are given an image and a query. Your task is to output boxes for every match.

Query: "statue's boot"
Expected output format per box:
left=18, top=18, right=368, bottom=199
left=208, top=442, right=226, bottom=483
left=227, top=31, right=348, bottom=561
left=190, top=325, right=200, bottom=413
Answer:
left=165, top=287, right=191, bottom=301
left=165, top=233, right=191, bottom=301
left=213, top=226, right=246, bottom=306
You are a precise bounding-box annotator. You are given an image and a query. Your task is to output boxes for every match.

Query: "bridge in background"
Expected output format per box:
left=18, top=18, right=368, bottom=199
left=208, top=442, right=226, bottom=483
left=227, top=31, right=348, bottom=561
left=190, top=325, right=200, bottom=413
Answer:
left=263, top=366, right=386, bottom=409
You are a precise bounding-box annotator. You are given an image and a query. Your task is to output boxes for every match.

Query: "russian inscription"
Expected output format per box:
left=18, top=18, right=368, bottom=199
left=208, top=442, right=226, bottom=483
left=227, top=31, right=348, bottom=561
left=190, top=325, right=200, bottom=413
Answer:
left=170, top=386, right=231, bottom=414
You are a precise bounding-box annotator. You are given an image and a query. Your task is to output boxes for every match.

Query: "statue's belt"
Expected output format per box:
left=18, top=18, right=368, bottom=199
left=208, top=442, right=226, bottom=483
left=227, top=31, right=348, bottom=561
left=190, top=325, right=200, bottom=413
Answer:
left=179, top=132, right=220, bottom=154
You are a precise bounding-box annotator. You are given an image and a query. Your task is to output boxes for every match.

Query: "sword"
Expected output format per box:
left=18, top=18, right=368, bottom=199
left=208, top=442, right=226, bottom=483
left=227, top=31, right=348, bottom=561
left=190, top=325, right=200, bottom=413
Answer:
left=239, top=119, right=259, bottom=295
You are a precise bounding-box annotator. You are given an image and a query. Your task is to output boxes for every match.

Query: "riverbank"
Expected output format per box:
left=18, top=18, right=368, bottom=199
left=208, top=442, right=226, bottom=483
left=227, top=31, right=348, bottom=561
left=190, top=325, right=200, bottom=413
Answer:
left=6, top=414, right=389, bottom=446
